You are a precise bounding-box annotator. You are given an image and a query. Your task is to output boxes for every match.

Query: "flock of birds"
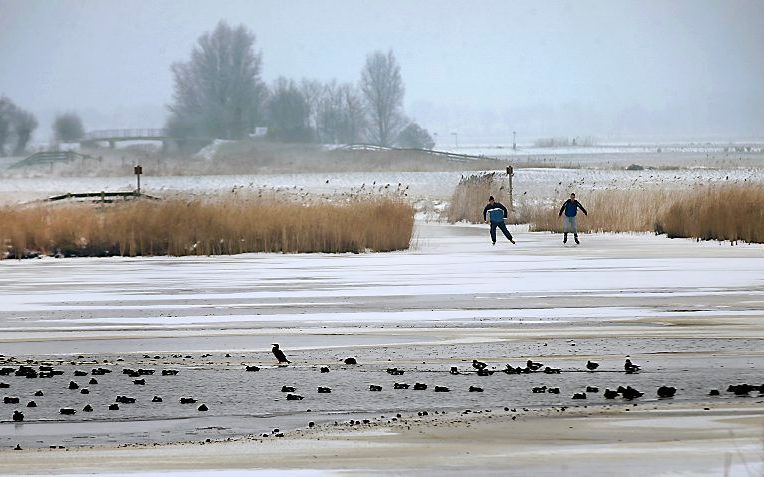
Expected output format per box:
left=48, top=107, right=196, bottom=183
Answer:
left=3, top=343, right=763, bottom=449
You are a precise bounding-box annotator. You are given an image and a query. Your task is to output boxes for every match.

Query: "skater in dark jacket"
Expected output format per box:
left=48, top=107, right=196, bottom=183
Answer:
left=558, top=193, right=588, bottom=244
left=483, top=196, right=515, bottom=245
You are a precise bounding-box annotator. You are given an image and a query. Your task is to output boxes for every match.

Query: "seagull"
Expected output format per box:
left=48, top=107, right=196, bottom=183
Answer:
left=586, top=360, right=600, bottom=371
left=272, top=344, right=290, bottom=364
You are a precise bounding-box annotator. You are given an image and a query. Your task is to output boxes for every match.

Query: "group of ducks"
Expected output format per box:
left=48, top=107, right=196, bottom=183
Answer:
left=4, top=362, right=208, bottom=423
left=267, top=345, right=657, bottom=399
left=465, top=358, right=639, bottom=375
left=6, top=345, right=759, bottom=429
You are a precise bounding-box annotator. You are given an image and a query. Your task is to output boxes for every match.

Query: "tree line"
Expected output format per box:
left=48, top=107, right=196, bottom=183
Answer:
left=166, top=21, right=434, bottom=149
left=0, top=20, right=434, bottom=157
left=0, top=96, right=85, bottom=157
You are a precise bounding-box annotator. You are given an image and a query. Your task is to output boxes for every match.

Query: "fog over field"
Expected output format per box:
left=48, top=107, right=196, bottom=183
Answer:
left=1, top=0, right=763, bottom=143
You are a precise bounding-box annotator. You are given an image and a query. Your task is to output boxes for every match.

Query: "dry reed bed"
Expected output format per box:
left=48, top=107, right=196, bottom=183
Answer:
left=658, top=185, right=764, bottom=243
left=0, top=195, right=415, bottom=258
left=447, top=172, right=513, bottom=223
left=451, top=182, right=764, bottom=243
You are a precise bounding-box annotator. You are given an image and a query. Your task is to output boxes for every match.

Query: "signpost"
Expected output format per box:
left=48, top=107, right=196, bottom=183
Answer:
left=134, top=165, right=143, bottom=195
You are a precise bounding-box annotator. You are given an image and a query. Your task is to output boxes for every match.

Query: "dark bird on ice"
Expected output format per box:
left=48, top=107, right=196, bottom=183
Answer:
left=603, top=389, right=618, bottom=399
left=586, top=361, right=599, bottom=371
left=272, top=344, right=291, bottom=364
left=624, top=359, right=640, bottom=373
left=526, top=360, right=543, bottom=371
left=657, top=386, right=676, bottom=398
left=621, top=386, right=643, bottom=400
left=472, top=360, right=487, bottom=370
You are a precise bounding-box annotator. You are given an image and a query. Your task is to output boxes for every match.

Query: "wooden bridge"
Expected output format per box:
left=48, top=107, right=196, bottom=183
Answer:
left=80, top=128, right=173, bottom=148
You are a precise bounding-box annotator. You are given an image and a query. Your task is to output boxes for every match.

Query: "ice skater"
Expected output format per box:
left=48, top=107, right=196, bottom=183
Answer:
left=483, top=196, right=515, bottom=245
left=558, top=193, right=588, bottom=244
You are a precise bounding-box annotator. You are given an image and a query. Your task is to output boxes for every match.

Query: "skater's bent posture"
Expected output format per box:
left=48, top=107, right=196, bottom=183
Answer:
left=558, top=193, right=588, bottom=244
left=483, top=196, right=515, bottom=245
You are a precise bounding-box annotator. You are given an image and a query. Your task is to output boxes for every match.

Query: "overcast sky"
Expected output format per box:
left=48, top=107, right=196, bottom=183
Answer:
left=1, top=0, right=763, bottom=143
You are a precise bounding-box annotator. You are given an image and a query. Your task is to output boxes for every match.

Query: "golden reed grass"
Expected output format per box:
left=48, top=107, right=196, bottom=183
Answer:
left=658, top=184, right=764, bottom=243
left=451, top=182, right=764, bottom=243
left=524, top=189, right=675, bottom=234
left=447, top=172, right=513, bottom=223
left=0, top=195, right=415, bottom=258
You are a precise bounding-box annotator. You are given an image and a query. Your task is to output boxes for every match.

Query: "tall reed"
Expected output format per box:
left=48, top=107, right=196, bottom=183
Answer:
left=658, top=184, right=764, bottom=243
left=525, top=185, right=764, bottom=243
left=0, top=195, right=415, bottom=258
left=524, top=189, right=675, bottom=233
left=449, top=178, right=764, bottom=243
left=447, top=172, right=513, bottom=223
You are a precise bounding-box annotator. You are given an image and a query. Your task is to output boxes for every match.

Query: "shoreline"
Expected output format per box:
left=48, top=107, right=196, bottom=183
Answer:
left=3, top=402, right=764, bottom=476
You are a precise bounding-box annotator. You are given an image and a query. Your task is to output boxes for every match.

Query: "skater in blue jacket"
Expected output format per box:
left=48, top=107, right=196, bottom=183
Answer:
left=483, top=196, right=515, bottom=245
left=558, top=193, right=588, bottom=244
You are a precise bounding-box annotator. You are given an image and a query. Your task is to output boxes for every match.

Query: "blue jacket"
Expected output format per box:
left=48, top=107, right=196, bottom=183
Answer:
left=483, top=202, right=508, bottom=222
left=559, top=199, right=587, bottom=217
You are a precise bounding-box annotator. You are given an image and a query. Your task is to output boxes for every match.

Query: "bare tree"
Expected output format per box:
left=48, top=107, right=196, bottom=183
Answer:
left=266, top=77, right=313, bottom=142
left=11, top=109, right=37, bottom=155
left=0, top=97, right=12, bottom=156
left=315, top=81, right=341, bottom=143
left=167, top=21, right=265, bottom=141
left=313, top=81, right=367, bottom=144
left=360, top=50, right=405, bottom=147
left=53, top=112, right=85, bottom=143
left=0, top=96, right=38, bottom=156
left=337, top=83, right=366, bottom=144
left=299, top=78, right=324, bottom=133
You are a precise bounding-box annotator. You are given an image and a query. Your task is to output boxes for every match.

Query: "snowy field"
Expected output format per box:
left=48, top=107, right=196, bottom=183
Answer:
left=2, top=164, right=764, bottom=207
left=440, top=141, right=764, bottom=158
left=1, top=222, right=763, bottom=475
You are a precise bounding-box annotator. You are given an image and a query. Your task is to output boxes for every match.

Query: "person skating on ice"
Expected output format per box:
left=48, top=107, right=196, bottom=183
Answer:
left=482, top=196, right=515, bottom=245
left=558, top=192, right=588, bottom=244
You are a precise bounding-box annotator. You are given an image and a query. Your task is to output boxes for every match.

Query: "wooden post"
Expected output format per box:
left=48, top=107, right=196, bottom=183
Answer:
left=506, top=166, right=514, bottom=213
left=134, top=165, right=143, bottom=195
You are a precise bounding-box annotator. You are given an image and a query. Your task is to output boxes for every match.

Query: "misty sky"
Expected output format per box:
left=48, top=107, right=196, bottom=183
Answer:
left=1, top=0, right=763, bottom=144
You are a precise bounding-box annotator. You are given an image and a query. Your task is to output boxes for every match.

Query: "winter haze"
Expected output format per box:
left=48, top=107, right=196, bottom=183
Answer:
left=1, top=0, right=763, bottom=143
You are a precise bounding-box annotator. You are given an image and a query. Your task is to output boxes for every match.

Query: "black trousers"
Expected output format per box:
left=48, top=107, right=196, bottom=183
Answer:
left=490, top=221, right=513, bottom=243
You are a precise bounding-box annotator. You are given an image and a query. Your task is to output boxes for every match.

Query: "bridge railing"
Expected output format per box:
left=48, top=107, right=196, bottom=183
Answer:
left=83, top=129, right=168, bottom=140
left=10, top=151, right=89, bottom=169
